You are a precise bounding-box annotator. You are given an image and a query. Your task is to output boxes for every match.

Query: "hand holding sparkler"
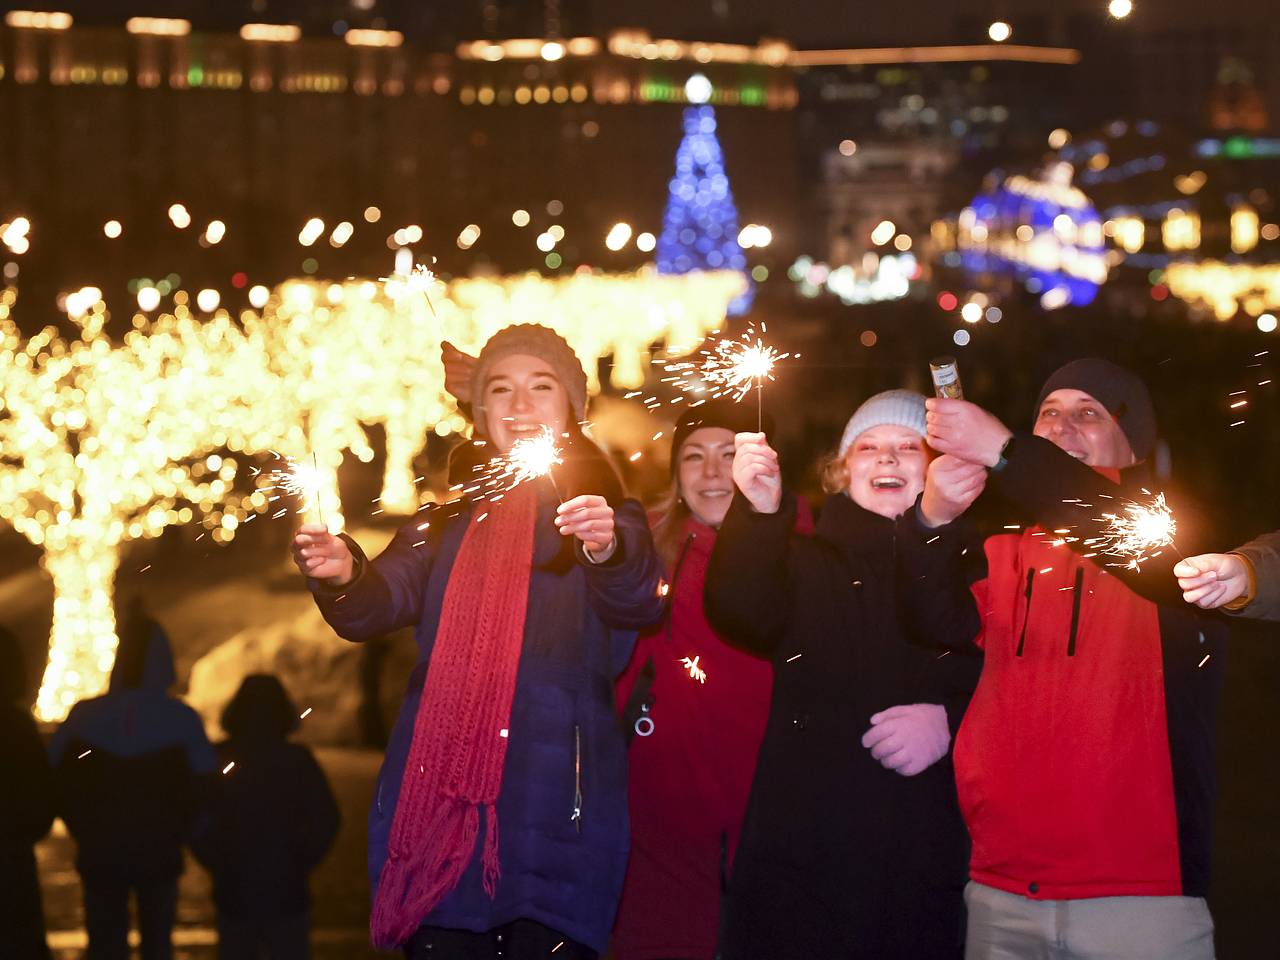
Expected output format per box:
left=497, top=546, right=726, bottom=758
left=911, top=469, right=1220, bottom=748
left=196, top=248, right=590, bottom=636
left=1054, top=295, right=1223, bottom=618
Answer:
left=292, top=524, right=355, bottom=586
left=732, top=432, right=781, bottom=515
left=1174, top=553, right=1252, bottom=610
left=556, top=495, right=617, bottom=560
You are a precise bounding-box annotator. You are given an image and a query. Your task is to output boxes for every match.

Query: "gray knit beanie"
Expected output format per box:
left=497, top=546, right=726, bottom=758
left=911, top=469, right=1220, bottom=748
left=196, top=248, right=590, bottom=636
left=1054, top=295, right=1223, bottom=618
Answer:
left=464, top=324, right=589, bottom=436
left=837, top=390, right=928, bottom=456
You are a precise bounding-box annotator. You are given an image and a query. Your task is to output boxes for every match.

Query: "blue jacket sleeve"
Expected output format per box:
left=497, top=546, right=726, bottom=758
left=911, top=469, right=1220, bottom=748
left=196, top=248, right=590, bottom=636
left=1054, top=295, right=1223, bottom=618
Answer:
left=577, top=498, right=666, bottom=631
left=309, top=521, right=437, bottom=640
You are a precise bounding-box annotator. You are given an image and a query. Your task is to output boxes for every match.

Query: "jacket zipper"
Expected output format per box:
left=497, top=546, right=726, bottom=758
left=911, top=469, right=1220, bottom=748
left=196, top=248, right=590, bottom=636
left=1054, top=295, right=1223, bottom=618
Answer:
left=1067, top=567, right=1084, bottom=657
left=1015, top=568, right=1036, bottom=657
left=571, top=723, right=583, bottom=833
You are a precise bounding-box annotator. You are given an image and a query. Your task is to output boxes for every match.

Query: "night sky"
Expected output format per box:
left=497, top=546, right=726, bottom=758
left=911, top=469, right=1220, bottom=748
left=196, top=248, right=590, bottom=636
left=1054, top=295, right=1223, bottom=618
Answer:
left=2, top=0, right=1261, bottom=47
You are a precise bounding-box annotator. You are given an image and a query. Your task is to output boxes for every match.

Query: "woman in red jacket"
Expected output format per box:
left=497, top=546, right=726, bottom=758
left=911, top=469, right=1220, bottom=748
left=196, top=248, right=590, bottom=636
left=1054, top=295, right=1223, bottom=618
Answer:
left=612, top=401, right=790, bottom=960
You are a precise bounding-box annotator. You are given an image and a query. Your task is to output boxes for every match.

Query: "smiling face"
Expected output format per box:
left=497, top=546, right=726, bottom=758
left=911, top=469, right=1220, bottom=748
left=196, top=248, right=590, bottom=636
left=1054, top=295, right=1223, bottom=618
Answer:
left=1033, top=388, right=1136, bottom=469
left=844, top=424, right=929, bottom=519
left=480, top=353, right=571, bottom=454
left=676, top=426, right=736, bottom=527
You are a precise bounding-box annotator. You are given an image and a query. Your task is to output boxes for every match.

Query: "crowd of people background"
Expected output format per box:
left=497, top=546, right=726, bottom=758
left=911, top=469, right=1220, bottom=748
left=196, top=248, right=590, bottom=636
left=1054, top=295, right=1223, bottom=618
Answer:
left=3, top=322, right=1278, bottom=960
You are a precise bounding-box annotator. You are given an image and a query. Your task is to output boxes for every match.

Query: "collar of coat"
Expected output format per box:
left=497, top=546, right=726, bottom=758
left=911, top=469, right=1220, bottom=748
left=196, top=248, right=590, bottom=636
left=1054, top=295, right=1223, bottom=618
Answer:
left=814, top=492, right=897, bottom=560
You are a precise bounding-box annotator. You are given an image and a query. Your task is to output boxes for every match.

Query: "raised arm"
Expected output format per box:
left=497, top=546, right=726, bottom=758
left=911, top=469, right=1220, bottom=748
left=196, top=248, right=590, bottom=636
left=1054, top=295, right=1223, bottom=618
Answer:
left=703, top=431, right=796, bottom=656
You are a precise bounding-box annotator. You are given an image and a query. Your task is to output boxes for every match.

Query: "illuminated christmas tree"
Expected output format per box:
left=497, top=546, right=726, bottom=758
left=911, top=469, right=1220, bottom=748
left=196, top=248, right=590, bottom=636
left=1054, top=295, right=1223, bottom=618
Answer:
left=656, top=75, right=753, bottom=314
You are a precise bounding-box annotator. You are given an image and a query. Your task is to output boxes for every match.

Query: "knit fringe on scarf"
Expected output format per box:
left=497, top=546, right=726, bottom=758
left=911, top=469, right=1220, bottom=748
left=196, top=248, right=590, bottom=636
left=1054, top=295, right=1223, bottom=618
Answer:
left=369, top=483, right=538, bottom=950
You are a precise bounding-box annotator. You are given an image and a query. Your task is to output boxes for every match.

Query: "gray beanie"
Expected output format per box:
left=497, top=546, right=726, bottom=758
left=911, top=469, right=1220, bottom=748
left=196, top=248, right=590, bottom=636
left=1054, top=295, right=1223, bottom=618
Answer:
left=837, top=390, right=928, bottom=456
left=463, top=324, right=589, bottom=436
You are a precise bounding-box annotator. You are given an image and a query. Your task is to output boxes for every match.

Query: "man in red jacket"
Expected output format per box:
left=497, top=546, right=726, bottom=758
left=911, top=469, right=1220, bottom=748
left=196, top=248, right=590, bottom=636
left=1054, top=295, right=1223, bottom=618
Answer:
left=905, top=359, right=1222, bottom=960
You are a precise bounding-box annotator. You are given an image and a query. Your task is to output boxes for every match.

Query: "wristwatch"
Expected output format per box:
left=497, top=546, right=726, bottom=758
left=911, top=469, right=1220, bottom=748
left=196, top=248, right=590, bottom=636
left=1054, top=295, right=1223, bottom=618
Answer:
left=992, top=435, right=1015, bottom=473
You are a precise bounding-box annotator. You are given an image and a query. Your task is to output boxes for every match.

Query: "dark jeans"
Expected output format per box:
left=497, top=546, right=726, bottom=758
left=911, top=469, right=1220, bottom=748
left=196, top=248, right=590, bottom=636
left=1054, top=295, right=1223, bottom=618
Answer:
left=404, top=919, right=596, bottom=960
left=217, top=911, right=311, bottom=960
left=82, top=875, right=177, bottom=960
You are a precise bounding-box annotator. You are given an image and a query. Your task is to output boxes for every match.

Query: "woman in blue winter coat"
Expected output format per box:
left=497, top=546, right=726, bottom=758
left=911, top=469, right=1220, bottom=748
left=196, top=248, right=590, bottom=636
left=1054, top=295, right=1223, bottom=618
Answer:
left=293, top=325, right=665, bottom=959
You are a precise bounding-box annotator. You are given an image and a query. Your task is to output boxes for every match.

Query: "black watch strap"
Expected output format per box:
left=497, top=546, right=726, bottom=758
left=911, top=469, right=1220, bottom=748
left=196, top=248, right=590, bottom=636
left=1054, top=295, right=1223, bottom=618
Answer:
left=992, top=435, right=1015, bottom=473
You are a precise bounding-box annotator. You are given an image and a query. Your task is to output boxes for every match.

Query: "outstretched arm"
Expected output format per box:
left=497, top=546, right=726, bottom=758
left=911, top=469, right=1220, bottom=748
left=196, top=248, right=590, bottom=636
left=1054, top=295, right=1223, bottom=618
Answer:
left=1177, top=530, right=1280, bottom=621
left=297, top=520, right=436, bottom=640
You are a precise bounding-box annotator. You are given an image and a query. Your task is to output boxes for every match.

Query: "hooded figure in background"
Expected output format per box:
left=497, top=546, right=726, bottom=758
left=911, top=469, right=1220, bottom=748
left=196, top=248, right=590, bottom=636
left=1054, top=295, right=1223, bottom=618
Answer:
left=49, top=599, right=217, bottom=960
left=0, top=626, right=55, bottom=960
left=192, top=674, right=340, bottom=960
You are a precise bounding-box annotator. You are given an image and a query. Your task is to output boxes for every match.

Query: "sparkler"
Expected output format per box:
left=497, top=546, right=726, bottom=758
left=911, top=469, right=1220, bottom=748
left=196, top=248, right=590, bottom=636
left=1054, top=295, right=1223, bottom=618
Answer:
left=458, top=427, right=565, bottom=504
left=260, top=452, right=328, bottom=527
left=380, top=261, right=441, bottom=316
left=1088, top=490, right=1178, bottom=570
left=661, top=321, right=790, bottom=432
left=680, top=655, right=707, bottom=684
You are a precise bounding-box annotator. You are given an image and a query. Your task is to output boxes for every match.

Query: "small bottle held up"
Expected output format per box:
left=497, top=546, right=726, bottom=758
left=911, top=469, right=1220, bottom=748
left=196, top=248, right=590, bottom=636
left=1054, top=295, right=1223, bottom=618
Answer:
left=929, top=356, right=964, bottom=400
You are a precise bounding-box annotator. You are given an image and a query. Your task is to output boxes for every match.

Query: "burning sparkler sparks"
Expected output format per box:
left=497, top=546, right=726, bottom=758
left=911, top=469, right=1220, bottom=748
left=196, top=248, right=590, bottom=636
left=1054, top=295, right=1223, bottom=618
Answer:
left=1089, top=490, right=1178, bottom=570
left=456, top=426, right=565, bottom=504
left=260, top=452, right=328, bottom=526
left=661, top=321, right=790, bottom=431
left=381, top=261, right=442, bottom=316
left=680, top=655, right=707, bottom=684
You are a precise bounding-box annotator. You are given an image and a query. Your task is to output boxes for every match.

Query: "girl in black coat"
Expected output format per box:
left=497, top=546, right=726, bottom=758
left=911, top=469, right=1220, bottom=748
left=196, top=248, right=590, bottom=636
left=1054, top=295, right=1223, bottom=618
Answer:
left=704, top=391, right=984, bottom=960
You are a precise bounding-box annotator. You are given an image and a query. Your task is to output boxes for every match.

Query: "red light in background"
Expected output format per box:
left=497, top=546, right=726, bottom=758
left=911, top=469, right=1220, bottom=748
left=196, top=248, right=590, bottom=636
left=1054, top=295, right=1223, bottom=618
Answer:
left=937, top=291, right=958, bottom=311
left=231, top=272, right=248, bottom=289
left=1150, top=284, right=1169, bottom=302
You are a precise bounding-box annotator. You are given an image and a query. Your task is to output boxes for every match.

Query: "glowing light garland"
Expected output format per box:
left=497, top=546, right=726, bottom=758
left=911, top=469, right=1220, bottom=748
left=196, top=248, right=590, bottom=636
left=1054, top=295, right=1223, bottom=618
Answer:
left=0, top=287, right=290, bottom=720
left=0, top=267, right=745, bottom=719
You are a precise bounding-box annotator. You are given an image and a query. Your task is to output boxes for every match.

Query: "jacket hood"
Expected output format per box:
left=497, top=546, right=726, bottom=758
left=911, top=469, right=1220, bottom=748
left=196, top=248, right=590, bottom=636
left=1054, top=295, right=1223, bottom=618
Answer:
left=109, top=617, right=176, bottom=692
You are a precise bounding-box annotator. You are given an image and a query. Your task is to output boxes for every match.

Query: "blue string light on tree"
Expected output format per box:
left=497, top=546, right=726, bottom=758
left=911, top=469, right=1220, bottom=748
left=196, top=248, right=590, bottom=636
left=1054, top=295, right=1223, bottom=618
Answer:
left=656, top=73, right=754, bottom=315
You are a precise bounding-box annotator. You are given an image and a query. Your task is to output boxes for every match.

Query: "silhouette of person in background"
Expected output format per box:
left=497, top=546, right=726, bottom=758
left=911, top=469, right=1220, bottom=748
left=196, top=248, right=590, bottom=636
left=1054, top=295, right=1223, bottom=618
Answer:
left=49, top=599, right=217, bottom=960
left=192, top=674, right=340, bottom=960
left=1, top=625, right=55, bottom=960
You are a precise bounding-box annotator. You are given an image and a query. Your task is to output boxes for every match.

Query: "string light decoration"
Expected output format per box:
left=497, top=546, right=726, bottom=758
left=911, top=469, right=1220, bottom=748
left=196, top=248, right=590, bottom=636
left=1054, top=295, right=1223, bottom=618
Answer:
left=1164, top=262, right=1280, bottom=321
left=656, top=87, right=754, bottom=315
left=951, top=163, right=1108, bottom=309
left=1, top=267, right=744, bottom=718
left=0, top=286, right=292, bottom=720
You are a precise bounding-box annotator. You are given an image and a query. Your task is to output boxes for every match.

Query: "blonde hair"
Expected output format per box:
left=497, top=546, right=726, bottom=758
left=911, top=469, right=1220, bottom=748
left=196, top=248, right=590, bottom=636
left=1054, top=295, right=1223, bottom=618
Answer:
left=819, top=448, right=850, bottom=495
left=649, top=480, right=691, bottom=573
